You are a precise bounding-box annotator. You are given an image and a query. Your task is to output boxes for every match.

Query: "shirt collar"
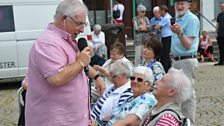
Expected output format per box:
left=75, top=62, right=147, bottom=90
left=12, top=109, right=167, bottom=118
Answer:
left=112, top=80, right=131, bottom=94
left=47, top=23, right=69, bottom=40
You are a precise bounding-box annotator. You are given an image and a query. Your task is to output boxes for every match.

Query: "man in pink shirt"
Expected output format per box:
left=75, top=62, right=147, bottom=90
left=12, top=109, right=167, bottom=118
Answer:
left=25, top=0, right=105, bottom=125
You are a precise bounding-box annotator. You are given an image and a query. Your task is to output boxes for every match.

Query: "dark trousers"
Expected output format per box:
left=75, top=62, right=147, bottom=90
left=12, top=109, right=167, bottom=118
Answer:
left=161, top=36, right=171, bottom=73
left=217, top=36, right=224, bottom=64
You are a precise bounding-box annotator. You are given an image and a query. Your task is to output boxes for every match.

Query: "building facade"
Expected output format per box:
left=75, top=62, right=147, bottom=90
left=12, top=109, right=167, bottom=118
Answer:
left=83, top=0, right=223, bottom=39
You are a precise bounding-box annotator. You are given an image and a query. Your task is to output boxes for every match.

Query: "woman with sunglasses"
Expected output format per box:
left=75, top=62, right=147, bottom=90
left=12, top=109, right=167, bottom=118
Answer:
left=106, top=66, right=157, bottom=126
left=133, top=4, right=151, bottom=66
left=140, top=38, right=165, bottom=86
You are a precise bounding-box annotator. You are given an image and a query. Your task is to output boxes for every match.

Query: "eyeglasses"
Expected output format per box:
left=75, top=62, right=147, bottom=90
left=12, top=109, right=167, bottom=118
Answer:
left=141, top=11, right=146, bottom=13
left=130, top=76, right=144, bottom=82
left=69, top=16, right=87, bottom=28
left=110, top=73, right=122, bottom=79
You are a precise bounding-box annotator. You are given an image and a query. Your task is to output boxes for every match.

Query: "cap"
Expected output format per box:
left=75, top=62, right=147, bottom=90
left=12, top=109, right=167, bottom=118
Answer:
left=174, top=0, right=191, bottom=2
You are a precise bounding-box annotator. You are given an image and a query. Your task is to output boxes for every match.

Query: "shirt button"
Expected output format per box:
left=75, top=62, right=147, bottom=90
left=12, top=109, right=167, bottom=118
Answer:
left=84, top=114, right=87, bottom=117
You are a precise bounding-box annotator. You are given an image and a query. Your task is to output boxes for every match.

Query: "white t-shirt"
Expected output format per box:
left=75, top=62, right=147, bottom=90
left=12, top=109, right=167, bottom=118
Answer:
left=91, top=31, right=105, bottom=49
left=113, top=3, right=125, bottom=20
left=99, top=81, right=131, bottom=120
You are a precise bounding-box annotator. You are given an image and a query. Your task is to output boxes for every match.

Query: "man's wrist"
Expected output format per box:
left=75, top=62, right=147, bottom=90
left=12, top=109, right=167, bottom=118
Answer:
left=178, top=32, right=184, bottom=38
left=94, top=73, right=101, bottom=80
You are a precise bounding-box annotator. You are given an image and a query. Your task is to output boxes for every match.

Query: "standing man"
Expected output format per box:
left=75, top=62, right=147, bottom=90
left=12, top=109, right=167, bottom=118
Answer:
left=171, top=0, right=200, bottom=126
left=25, top=0, right=105, bottom=126
left=215, top=2, right=224, bottom=66
left=149, top=6, right=162, bottom=41
left=155, top=5, right=172, bottom=73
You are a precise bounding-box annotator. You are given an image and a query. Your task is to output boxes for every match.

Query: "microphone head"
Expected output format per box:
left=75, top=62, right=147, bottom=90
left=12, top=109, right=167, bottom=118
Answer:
left=78, top=38, right=88, bottom=51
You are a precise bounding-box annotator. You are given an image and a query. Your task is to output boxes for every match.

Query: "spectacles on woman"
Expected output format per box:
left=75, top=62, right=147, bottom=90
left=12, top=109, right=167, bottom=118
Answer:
left=130, top=76, right=144, bottom=82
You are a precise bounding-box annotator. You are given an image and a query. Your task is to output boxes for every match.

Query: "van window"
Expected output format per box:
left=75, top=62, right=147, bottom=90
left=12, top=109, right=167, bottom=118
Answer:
left=0, top=5, right=15, bottom=32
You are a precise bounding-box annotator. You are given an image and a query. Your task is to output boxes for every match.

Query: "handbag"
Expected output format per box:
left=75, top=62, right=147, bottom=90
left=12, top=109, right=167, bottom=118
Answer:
left=113, top=4, right=120, bottom=19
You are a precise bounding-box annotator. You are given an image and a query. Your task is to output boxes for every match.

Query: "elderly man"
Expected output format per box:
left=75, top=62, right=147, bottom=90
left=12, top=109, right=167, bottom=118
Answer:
left=25, top=0, right=105, bottom=125
left=91, top=60, right=133, bottom=125
left=170, top=0, right=200, bottom=125
left=140, top=68, right=192, bottom=126
left=149, top=6, right=162, bottom=40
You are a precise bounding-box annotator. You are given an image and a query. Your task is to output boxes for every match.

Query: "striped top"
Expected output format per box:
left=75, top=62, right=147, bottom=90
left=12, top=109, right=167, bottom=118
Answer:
left=91, top=81, right=133, bottom=120
left=155, top=113, right=180, bottom=126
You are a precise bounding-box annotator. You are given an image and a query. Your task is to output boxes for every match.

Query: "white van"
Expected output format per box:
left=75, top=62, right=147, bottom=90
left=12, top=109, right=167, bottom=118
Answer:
left=0, top=0, right=91, bottom=82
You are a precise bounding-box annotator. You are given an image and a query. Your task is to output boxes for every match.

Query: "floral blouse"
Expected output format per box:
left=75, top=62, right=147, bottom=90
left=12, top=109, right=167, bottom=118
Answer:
left=107, top=92, right=157, bottom=126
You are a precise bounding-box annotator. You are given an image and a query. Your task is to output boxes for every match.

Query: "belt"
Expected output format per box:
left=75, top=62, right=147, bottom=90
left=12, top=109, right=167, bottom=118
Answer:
left=174, top=55, right=196, bottom=61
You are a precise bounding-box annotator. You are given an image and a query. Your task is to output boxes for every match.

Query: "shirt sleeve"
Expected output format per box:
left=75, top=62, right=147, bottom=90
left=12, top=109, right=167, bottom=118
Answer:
left=159, top=17, right=169, bottom=27
left=35, top=40, right=67, bottom=78
left=155, top=113, right=180, bottom=126
left=185, top=16, right=200, bottom=38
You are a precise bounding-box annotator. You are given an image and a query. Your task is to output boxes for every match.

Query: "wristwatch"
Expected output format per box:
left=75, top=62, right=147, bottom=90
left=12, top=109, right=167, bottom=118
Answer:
left=178, top=32, right=184, bottom=38
left=94, top=73, right=101, bottom=80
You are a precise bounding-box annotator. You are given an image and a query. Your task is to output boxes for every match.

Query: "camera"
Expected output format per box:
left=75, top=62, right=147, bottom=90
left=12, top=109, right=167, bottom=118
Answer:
left=170, top=18, right=176, bottom=25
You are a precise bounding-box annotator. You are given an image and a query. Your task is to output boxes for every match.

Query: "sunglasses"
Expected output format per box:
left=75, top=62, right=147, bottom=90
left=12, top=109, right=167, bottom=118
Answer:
left=141, top=11, right=146, bottom=13
left=130, top=76, right=144, bottom=82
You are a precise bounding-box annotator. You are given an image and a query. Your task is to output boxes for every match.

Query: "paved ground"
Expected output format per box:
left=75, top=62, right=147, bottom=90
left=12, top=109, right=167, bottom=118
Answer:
left=0, top=62, right=223, bottom=126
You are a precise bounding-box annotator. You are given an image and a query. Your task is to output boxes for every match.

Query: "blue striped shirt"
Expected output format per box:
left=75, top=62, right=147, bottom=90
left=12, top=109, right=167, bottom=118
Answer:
left=91, top=81, right=133, bottom=120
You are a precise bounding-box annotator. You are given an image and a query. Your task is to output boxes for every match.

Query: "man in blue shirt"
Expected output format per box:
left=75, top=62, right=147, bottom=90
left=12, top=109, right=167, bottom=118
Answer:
left=171, top=0, right=200, bottom=126
left=150, top=6, right=162, bottom=40
left=155, top=5, right=172, bottom=73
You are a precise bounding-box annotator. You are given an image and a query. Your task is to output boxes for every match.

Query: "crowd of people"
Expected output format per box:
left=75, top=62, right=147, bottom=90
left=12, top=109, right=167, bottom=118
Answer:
left=18, top=0, right=224, bottom=126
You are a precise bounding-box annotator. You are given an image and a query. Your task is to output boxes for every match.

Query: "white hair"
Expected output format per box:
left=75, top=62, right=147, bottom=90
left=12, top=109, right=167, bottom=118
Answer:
left=153, top=6, right=160, bottom=13
left=54, top=0, right=88, bottom=20
left=167, top=68, right=193, bottom=103
left=132, top=66, right=154, bottom=84
left=137, top=4, right=146, bottom=12
left=93, top=24, right=102, bottom=31
left=109, top=60, right=131, bottom=78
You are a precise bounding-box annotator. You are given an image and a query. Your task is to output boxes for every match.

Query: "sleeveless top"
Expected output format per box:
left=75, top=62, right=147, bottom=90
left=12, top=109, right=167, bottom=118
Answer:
left=201, top=36, right=208, bottom=49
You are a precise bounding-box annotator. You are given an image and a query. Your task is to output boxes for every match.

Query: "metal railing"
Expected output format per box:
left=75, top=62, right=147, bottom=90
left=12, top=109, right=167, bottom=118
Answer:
left=195, top=10, right=216, bottom=28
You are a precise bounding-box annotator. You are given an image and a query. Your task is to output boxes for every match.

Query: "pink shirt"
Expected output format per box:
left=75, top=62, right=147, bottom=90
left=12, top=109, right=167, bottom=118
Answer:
left=25, top=24, right=89, bottom=126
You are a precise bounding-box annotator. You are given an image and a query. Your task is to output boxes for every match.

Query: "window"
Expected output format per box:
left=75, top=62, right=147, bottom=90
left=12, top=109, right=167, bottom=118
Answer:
left=83, top=0, right=107, bottom=25
left=0, top=6, right=15, bottom=32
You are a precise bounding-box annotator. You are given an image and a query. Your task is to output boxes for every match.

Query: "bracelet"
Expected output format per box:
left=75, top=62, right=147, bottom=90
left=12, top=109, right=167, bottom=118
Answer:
left=178, top=32, right=184, bottom=38
left=94, top=73, right=101, bottom=80
left=78, top=60, right=85, bottom=68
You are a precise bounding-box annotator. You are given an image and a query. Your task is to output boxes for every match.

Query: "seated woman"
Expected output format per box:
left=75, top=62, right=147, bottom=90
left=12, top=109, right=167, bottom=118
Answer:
left=140, top=38, right=165, bottom=86
left=94, top=42, right=133, bottom=88
left=140, top=68, right=192, bottom=126
left=91, top=24, right=108, bottom=59
left=198, top=31, right=216, bottom=62
left=91, top=60, right=133, bottom=124
left=107, top=66, right=157, bottom=126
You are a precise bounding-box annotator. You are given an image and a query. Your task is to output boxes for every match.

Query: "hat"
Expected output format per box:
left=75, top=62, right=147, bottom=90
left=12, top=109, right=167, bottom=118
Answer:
left=174, top=0, right=191, bottom=2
